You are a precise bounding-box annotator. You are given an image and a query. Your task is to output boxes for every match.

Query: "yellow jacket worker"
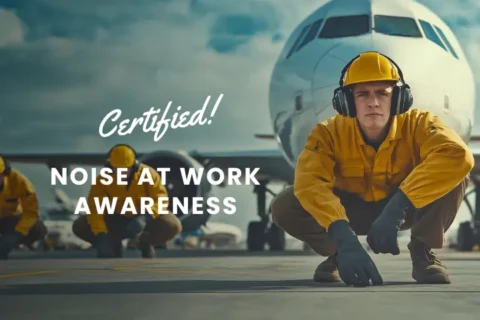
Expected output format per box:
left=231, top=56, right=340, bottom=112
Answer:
left=271, top=51, right=473, bottom=287
left=72, top=144, right=182, bottom=258
left=0, top=155, right=47, bottom=259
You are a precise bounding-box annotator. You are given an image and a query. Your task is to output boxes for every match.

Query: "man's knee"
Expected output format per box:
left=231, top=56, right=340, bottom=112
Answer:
left=271, top=186, right=296, bottom=227
left=31, top=220, right=47, bottom=239
left=72, top=216, right=95, bottom=243
left=22, top=220, right=48, bottom=245
left=143, top=214, right=182, bottom=246
left=431, top=176, right=469, bottom=210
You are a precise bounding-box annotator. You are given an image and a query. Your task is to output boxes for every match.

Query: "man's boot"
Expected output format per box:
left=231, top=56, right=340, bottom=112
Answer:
left=138, top=239, right=155, bottom=258
left=408, top=237, right=450, bottom=284
left=113, top=240, right=123, bottom=258
left=313, top=254, right=341, bottom=282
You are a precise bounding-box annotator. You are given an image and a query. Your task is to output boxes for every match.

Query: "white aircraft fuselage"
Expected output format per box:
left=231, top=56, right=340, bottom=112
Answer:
left=269, top=0, right=475, bottom=167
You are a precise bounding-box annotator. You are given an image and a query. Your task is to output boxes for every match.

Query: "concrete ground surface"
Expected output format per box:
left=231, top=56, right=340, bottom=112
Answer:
left=1, top=247, right=480, bottom=320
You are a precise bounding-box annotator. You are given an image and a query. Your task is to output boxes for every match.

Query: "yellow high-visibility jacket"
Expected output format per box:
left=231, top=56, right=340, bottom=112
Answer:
left=0, top=169, right=40, bottom=235
left=86, top=163, right=169, bottom=235
left=294, top=109, right=474, bottom=230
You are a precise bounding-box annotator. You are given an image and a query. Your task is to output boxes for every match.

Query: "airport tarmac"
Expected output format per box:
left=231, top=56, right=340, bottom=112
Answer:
left=1, top=247, right=480, bottom=320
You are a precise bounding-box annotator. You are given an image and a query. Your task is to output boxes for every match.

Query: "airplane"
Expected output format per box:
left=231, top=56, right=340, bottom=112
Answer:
left=172, top=222, right=243, bottom=250
left=4, top=0, right=480, bottom=252
left=38, top=188, right=89, bottom=250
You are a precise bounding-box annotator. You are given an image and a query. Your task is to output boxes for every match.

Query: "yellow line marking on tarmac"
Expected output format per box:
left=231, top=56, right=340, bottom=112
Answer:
left=0, top=264, right=297, bottom=279
left=108, top=267, right=279, bottom=275
left=107, top=258, right=205, bottom=267
left=241, top=261, right=306, bottom=266
left=0, top=270, right=60, bottom=279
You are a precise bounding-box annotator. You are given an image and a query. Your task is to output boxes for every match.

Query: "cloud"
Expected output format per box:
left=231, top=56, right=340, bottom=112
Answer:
left=0, top=9, right=24, bottom=46
left=0, top=0, right=324, bottom=154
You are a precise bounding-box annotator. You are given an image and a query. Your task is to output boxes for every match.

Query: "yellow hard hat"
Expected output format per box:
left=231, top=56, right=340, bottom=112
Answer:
left=342, top=51, right=401, bottom=87
left=0, top=157, right=5, bottom=173
left=107, top=144, right=136, bottom=168
left=0, top=155, right=10, bottom=175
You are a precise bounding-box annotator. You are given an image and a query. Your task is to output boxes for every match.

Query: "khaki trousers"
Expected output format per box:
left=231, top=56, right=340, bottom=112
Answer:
left=72, top=213, right=182, bottom=247
left=0, top=216, right=48, bottom=246
left=271, top=178, right=469, bottom=256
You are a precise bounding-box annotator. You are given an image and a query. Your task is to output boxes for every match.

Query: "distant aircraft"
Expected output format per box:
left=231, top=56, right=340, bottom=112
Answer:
left=37, top=188, right=89, bottom=250
left=173, top=222, right=243, bottom=249
left=5, top=0, right=480, bottom=251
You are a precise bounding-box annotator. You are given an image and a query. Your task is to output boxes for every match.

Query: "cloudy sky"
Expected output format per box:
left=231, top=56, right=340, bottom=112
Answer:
left=1, top=0, right=479, bottom=233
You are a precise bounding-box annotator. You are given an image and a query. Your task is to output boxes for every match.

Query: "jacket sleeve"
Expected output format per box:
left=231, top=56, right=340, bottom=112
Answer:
left=14, top=172, right=40, bottom=236
left=399, top=113, right=474, bottom=208
left=86, top=181, right=108, bottom=235
left=294, top=124, right=347, bottom=230
left=145, top=169, right=170, bottom=219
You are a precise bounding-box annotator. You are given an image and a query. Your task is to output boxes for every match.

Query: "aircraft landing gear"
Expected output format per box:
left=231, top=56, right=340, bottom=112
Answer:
left=456, top=221, right=477, bottom=251
left=247, top=181, right=286, bottom=251
left=456, top=178, right=480, bottom=251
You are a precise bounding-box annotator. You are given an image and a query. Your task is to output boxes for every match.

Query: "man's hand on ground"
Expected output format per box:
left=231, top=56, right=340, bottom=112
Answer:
left=367, top=189, right=413, bottom=255
left=328, top=220, right=383, bottom=287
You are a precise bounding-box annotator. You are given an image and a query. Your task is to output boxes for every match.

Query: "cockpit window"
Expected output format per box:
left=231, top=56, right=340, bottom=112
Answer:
left=286, top=24, right=311, bottom=59
left=433, top=25, right=459, bottom=59
left=318, top=15, right=370, bottom=38
left=374, top=15, right=422, bottom=37
left=419, top=19, right=447, bottom=51
left=296, top=19, right=324, bottom=52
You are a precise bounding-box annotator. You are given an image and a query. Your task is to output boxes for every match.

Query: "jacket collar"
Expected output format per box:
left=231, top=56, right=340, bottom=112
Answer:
left=354, top=115, right=403, bottom=146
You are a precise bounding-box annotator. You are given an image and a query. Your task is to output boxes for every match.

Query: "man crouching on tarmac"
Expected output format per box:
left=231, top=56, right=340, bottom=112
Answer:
left=72, top=144, right=182, bottom=258
left=0, top=155, right=47, bottom=259
left=271, top=51, right=473, bottom=286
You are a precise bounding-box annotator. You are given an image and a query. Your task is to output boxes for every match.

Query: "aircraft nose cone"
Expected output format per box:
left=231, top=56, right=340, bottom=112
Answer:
left=312, top=36, right=378, bottom=91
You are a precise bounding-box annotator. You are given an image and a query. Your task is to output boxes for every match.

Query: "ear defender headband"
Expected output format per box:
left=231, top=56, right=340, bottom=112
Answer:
left=105, top=144, right=140, bottom=173
left=332, top=52, right=413, bottom=117
left=0, top=155, right=11, bottom=175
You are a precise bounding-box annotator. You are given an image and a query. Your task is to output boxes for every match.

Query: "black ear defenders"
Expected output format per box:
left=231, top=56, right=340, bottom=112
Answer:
left=105, top=144, right=140, bottom=173
left=332, top=52, right=413, bottom=117
left=0, top=154, right=11, bottom=175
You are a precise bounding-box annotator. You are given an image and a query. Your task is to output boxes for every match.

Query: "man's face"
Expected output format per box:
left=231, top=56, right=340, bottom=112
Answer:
left=353, top=81, right=393, bottom=130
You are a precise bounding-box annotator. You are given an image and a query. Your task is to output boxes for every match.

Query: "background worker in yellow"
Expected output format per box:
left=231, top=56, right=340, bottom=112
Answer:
left=0, top=155, right=47, bottom=259
left=72, top=144, right=182, bottom=258
left=271, top=51, right=473, bottom=287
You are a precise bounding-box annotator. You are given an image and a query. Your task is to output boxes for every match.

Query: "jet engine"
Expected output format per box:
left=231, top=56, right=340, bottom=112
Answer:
left=139, top=150, right=214, bottom=232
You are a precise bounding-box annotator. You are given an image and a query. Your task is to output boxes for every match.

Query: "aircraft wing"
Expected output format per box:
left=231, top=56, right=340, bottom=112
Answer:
left=3, top=148, right=294, bottom=184
left=2, top=153, right=124, bottom=168
left=188, top=149, right=294, bottom=184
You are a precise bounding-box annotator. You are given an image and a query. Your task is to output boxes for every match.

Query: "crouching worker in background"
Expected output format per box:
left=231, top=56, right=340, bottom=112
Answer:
left=0, top=155, right=47, bottom=259
left=72, top=144, right=182, bottom=258
left=271, top=51, right=473, bottom=286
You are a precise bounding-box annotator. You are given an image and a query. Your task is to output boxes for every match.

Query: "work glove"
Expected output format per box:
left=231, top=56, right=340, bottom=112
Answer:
left=329, top=220, right=383, bottom=287
left=0, top=231, right=24, bottom=259
left=95, top=233, right=115, bottom=258
left=367, top=189, right=413, bottom=255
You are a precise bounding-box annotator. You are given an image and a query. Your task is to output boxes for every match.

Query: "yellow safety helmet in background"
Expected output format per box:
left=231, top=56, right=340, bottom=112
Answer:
left=0, top=155, right=11, bottom=175
left=342, top=51, right=401, bottom=87
left=0, top=157, right=5, bottom=173
left=106, top=144, right=137, bottom=168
